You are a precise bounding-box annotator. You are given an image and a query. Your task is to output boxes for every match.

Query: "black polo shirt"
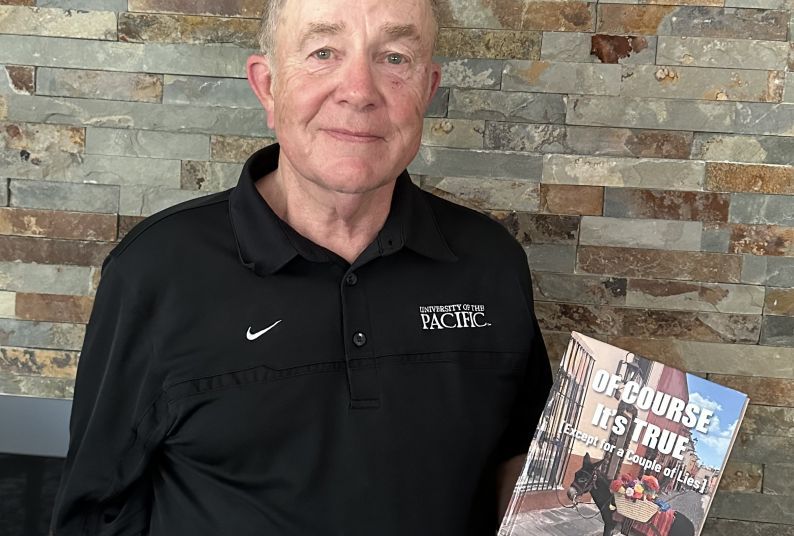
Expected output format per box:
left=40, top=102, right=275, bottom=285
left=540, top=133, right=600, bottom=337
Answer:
left=51, top=144, right=551, bottom=536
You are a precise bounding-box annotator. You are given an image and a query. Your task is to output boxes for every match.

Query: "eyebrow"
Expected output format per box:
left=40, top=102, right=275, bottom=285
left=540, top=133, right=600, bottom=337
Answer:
left=381, top=23, right=421, bottom=41
left=298, top=21, right=423, bottom=50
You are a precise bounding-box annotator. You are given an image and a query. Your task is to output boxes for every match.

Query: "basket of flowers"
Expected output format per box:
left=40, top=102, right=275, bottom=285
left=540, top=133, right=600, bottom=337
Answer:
left=609, top=474, right=661, bottom=523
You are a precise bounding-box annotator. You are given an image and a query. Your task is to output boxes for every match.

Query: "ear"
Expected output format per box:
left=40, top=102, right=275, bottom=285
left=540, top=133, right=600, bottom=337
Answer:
left=425, top=61, right=442, bottom=109
left=583, top=452, right=592, bottom=467
left=247, top=54, right=277, bottom=130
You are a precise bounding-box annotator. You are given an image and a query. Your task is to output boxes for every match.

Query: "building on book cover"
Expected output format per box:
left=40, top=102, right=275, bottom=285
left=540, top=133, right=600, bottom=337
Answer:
left=499, top=332, right=749, bottom=536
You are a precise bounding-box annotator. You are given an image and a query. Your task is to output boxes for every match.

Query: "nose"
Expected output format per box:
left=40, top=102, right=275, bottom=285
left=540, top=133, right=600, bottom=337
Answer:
left=335, top=55, right=381, bottom=110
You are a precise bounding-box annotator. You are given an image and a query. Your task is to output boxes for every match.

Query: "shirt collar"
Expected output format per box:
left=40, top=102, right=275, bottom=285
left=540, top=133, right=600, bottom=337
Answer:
left=228, top=143, right=457, bottom=276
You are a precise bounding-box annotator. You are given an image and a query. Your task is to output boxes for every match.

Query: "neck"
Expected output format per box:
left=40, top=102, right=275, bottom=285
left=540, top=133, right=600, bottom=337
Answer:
left=255, top=165, right=396, bottom=264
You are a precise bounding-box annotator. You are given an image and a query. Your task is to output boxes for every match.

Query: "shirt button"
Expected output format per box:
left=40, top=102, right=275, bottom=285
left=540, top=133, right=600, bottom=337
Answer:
left=352, top=332, right=367, bottom=347
left=345, top=273, right=358, bottom=286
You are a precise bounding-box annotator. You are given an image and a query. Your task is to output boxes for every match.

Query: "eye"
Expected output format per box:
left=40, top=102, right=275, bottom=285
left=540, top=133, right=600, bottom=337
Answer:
left=313, top=48, right=332, bottom=60
left=386, top=53, right=405, bottom=65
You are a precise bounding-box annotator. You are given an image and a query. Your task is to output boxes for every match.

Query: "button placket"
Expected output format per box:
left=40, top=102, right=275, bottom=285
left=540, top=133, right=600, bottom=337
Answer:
left=340, top=270, right=380, bottom=409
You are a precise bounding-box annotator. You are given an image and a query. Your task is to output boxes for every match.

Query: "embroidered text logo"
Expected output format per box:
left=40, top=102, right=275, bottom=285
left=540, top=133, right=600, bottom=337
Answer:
left=419, top=303, right=491, bottom=330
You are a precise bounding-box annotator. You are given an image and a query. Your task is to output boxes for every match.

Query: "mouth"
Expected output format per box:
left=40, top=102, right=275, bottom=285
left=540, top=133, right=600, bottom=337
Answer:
left=323, top=129, right=384, bottom=143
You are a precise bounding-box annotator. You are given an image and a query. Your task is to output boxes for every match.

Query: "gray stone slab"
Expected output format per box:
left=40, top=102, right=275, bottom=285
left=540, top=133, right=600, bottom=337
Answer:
left=724, top=0, right=792, bottom=7
left=660, top=7, right=789, bottom=41
left=621, top=64, right=784, bottom=103
left=525, top=244, right=577, bottom=273
left=0, top=6, right=116, bottom=40
left=180, top=161, right=242, bottom=192
left=0, top=34, right=253, bottom=78
left=408, top=146, right=542, bottom=180
left=543, top=154, right=704, bottom=190
left=86, top=127, right=210, bottom=160
left=784, top=72, right=794, bottom=104
left=421, top=118, right=484, bottom=149
left=702, top=224, right=731, bottom=252
left=2, top=149, right=180, bottom=186
left=626, top=280, right=764, bottom=314
left=532, top=272, right=627, bottom=305
left=763, top=463, right=794, bottom=496
left=657, top=36, right=790, bottom=70
left=449, top=89, right=566, bottom=123
left=734, top=102, right=794, bottom=136
left=502, top=60, right=621, bottom=95
left=0, top=261, right=93, bottom=295
left=693, top=133, right=794, bottom=165
left=37, top=67, right=163, bottom=103
left=580, top=216, right=703, bottom=250
left=676, top=339, right=794, bottom=377
left=741, top=254, right=768, bottom=284
left=761, top=315, right=794, bottom=346
left=484, top=122, right=568, bottom=153
left=729, top=193, right=794, bottom=226
left=0, top=375, right=74, bottom=399
left=0, top=178, right=7, bottom=206
left=541, top=32, right=657, bottom=64
left=9, top=178, right=119, bottom=213
left=0, top=318, right=84, bottom=351
left=422, top=176, right=540, bottom=212
left=163, top=75, right=260, bottom=108
left=766, top=257, right=794, bottom=287
left=37, top=0, right=128, bottom=10
left=3, top=94, right=272, bottom=137
left=711, top=492, right=794, bottom=524
left=436, top=57, right=503, bottom=89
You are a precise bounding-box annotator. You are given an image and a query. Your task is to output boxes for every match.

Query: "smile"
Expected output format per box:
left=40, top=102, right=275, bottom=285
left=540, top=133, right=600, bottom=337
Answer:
left=323, top=129, right=384, bottom=143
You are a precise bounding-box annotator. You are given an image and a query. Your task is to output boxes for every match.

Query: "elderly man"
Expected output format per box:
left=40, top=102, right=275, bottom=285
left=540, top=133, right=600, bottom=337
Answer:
left=50, top=0, right=551, bottom=534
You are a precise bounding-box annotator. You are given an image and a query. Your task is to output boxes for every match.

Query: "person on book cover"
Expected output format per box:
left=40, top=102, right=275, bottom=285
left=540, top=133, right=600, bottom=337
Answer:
left=49, top=1, right=553, bottom=535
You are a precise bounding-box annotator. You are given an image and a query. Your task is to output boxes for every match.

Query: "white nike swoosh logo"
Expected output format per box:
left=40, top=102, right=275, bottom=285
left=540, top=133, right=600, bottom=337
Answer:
left=246, top=320, right=282, bottom=341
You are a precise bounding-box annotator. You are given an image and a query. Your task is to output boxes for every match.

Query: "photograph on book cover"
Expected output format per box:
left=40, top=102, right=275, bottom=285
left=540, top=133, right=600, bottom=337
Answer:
left=499, top=332, right=748, bottom=536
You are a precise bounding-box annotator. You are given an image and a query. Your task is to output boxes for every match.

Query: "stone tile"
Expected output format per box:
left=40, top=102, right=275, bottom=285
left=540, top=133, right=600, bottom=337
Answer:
left=731, top=432, right=794, bottom=464
left=0, top=290, right=14, bottom=317
left=0, top=207, right=116, bottom=241
left=0, top=35, right=253, bottom=78
left=502, top=60, right=621, bottom=95
left=0, top=65, right=34, bottom=95
left=162, top=75, right=260, bottom=108
left=712, top=374, right=794, bottom=406
left=760, top=315, right=794, bottom=346
left=421, top=176, right=540, bottom=212
left=437, top=57, right=503, bottom=89
left=532, top=272, right=627, bottom=305
left=524, top=244, right=577, bottom=273
left=483, top=122, right=567, bottom=153
left=0, top=6, right=116, bottom=40
left=37, top=67, right=163, bottom=103
left=765, top=288, right=794, bottom=316
left=729, top=224, right=794, bottom=256
left=535, top=302, right=621, bottom=336
left=421, top=118, right=484, bottom=149
left=210, top=135, right=272, bottom=163
left=38, top=0, right=127, bottom=10
left=0, top=261, right=92, bottom=295
left=0, top=0, right=33, bottom=4
left=657, top=36, right=790, bottom=70
left=9, top=179, right=119, bottom=214
left=702, top=222, right=732, bottom=252
left=718, top=461, right=763, bottom=492
left=439, top=0, right=594, bottom=32
left=764, top=463, right=794, bottom=496
left=179, top=161, right=243, bottom=191
left=118, top=12, right=258, bottom=48
left=0, top=318, right=84, bottom=351
left=492, top=212, right=580, bottom=245
left=0, top=345, right=79, bottom=378
left=577, top=246, right=742, bottom=282
left=707, top=163, right=794, bottom=194
left=0, top=235, right=113, bottom=266
left=597, top=5, right=788, bottom=40
left=0, top=178, right=6, bottom=206
left=448, top=88, right=566, bottom=123
left=118, top=215, right=145, bottom=239
left=541, top=32, right=658, bottom=65
left=710, top=492, right=794, bottom=524
left=543, top=155, right=704, bottom=190
left=678, top=339, right=794, bottom=377
left=626, top=279, right=765, bottom=314
left=15, top=293, right=93, bottom=324
left=603, top=189, right=727, bottom=222
left=409, top=146, right=543, bottom=180
left=580, top=216, right=702, bottom=250
left=1, top=149, right=181, bottom=187
left=436, top=29, right=541, bottom=60
left=743, top=405, right=794, bottom=436
left=741, top=254, right=768, bottom=284
left=1, top=121, right=84, bottom=153
left=0, top=95, right=6, bottom=118
left=0, top=375, right=73, bottom=398
left=566, top=126, right=692, bottom=159
left=784, top=72, right=794, bottom=104
left=4, top=94, right=270, bottom=137
left=725, top=0, right=793, bottom=7
left=620, top=309, right=761, bottom=343
left=730, top=194, right=794, bottom=226
left=621, top=64, right=784, bottom=103
left=86, top=127, right=209, bottom=160
left=127, top=0, right=263, bottom=18
left=692, top=133, right=794, bottom=165
left=539, top=184, right=603, bottom=216
left=426, top=87, right=449, bottom=118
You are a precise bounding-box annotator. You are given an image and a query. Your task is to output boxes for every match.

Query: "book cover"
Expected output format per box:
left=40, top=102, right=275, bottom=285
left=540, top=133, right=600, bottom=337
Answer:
left=499, top=332, right=749, bottom=536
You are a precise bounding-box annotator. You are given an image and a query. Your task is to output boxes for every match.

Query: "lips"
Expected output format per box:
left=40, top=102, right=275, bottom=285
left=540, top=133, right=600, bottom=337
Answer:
left=323, top=128, right=384, bottom=143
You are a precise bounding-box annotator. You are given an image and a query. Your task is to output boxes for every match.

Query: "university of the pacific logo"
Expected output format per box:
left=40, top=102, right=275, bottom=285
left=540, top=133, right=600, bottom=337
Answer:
left=419, top=303, right=492, bottom=330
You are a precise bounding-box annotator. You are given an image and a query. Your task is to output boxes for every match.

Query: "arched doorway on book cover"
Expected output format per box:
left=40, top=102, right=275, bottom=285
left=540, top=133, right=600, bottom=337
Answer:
left=520, top=337, right=595, bottom=492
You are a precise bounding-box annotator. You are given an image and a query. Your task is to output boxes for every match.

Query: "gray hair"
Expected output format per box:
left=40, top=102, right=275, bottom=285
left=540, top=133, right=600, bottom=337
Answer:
left=257, top=0, right=441, bottom=58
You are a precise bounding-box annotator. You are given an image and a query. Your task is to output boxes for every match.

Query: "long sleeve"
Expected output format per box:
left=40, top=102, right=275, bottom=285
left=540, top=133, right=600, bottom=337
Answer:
left=51, top=254, right=168, bottom=535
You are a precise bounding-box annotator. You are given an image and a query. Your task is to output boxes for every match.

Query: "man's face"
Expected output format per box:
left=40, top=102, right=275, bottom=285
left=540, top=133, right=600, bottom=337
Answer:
left=259, top=0, right=440, bottom=195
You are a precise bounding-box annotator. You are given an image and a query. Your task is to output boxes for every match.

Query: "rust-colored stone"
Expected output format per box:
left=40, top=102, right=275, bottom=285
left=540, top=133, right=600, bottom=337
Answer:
left=730, top=224, right=794, bottom=256
left=492, top=212, right=580, bottom=244
left=4, top=65, right=34, bottom=94
left=535, top=302, right=620, bottom=336
left=539, top=184, right=603, bottom=216
left=481, top=0, right=525, bottom=29
left=718, top=461, right=763, bottom=492
left=436, top=28, right=541, bottom=60
left=606, top=189, right=729, bottom=221
left=765, top=288, right=794, bottom=316
left=590, top=35, right=647, bottom=64
left=629, top=279, right=700, bottom=298
left=1, top=121, right=84, bottom=153
left=127, top=0, right=263, bottom=18
left=619, top=308, right=760, bottom=343
left=577, top=246, right=742, bottom=283
left=211, top=135, right=273, bottom=163
left=0, top=346, right=78, bottom=378
left=521, top=2, right=594, bottom=32
left=16, top=293, right=94, bottom=324
left=711, top=374, right=794, bottom=406
left=624, top=130, right=692, bottom=159
left=0, top=235, right=114, bottom=266
left=0, top=207, right=116, bottom=241
left=119, top=12, right=259, bottom=47
left=706, top=163, right=794, bottom=194
left=597, top=5, right=676, bottom=34
left=118, top=215, right=146, bottom=240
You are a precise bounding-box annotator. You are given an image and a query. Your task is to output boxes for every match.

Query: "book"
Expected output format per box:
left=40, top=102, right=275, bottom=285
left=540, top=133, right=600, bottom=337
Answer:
left=499, top=332, right=749, bottom=536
